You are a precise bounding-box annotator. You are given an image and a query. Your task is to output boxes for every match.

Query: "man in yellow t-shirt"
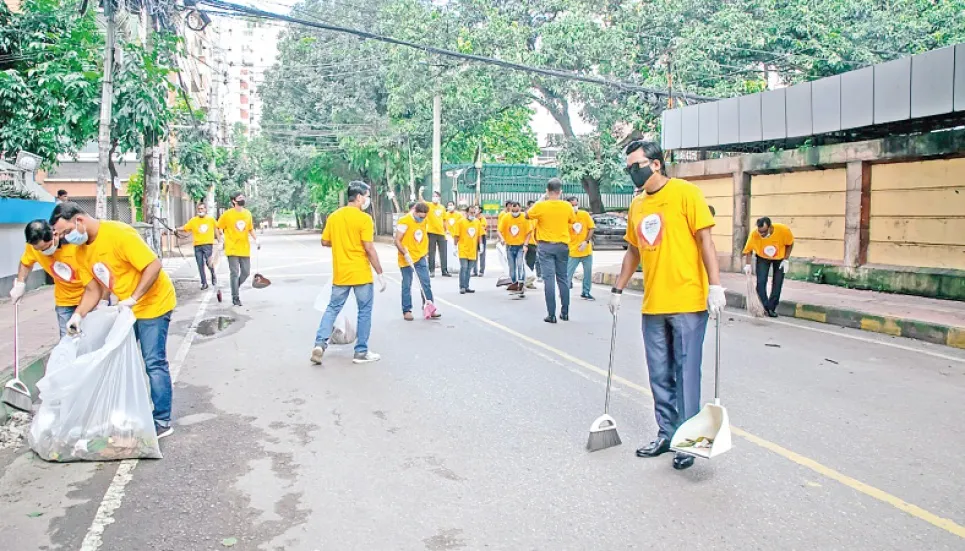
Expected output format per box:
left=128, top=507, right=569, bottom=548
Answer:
left=471, top=206, right=489, bottom=277
left=216, top=191, right=260, bottom=306
left=423, top=190, right=452, bottom=278
left=50, top=202, right=178, bottom=438
left=498, top=201, right=529, bottom=293
left=179, top=202, right=220, bottom=290
left=394, top=202, right=440, bottom=321
left=444, top=201, right=463, bottom=235
left=453, top=205, right=480, bottom=294
left=526, top=178, right=577, bottom=323
left=565, top=197, right=597, bottom=301
left=9, top=219, right=91, bottom=337
left=609, top=141, right=726, bottom=471
left=311, top=181, right=386, bottom=366
left=743, top=217, right=794, bottom=317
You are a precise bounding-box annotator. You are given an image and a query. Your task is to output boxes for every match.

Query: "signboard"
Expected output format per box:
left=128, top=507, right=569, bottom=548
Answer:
left=482, top=202, right=500, bottom=214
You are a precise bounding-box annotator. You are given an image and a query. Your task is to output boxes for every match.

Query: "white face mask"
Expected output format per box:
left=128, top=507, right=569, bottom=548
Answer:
left=362, top=196, right=371, bottom=210
left=432, top=197, right=440, bottom=204
left=40, top=241, right=59, bottom=256
left=511, top=212, right=521, bottom=218
left=572, top=205, right=579, bottom=213
left=447, top=205, right=454, bottom=212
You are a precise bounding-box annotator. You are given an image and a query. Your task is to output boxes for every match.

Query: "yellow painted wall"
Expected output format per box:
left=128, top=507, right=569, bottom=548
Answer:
left=868, top=158, right=965, bottom=270
left=691, top=177, right=734, bottom=253
left=750, top=169, right=846, bottom=261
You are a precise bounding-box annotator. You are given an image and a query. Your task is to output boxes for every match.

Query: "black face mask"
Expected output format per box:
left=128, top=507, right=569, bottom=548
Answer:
left=628, top=164, right=654, bottom=188
left=235, top=200, right=246, bottom=207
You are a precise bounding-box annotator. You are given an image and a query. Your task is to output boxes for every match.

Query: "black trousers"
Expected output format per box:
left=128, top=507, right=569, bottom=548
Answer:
left=194, top=244, right=216, bottom=286
left=427, top=233, right=448, bottom=274
left=525, top=244, right=540, bottom=277
left=474, top=235, right=487, bottom=275
left=756, top=257, right=785, bottom=312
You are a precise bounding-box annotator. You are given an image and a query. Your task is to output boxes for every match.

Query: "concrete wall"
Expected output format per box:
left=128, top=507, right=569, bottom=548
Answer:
left=868, top=158, right=965, bottom=270
left=750, top=170, right=847, bottom=261
left=691, top=177, right=734, bottom=253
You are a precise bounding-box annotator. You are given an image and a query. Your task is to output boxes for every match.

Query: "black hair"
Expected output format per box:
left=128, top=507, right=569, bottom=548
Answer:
left=413, top=202, right=429, bottom=214
left=49, top=201, right=87, bottom=225
left=407, top=201, right=417, bottom=211
left=25, top=219, right=53, bottom=245
left=546, top=178, right=563, bottom=193
left=526, top=200, right=536, bottom=207
left=565, top=196, right=578, bottom=203
left=709, top=205, right=716, bottom=217
left=504, top=200, right=513, bottom=207
left=756, top=216, right=772, bottom=228
left=347, top=180, right=370, bottom=202
left=624, top=140, right=668, bottom=176
left=57, top=189, right=68, bottom=197
left=230, top=191, right=245, bottom=202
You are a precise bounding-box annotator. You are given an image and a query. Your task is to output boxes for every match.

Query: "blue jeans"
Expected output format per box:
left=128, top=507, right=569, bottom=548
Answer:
left=314, top=283, right=374, bottom=354
left=401, top=256, right=433, bottom=313
left=134, top=310, right=174, bottom=427
left=55, top=305, right=76, bottom=338
left=459, top=258, right=476, bottom=290
left=567, top=254, right=593, bottom=296
left=507, top=245, right=525, bottom=283
left=642, top=312, right=709, bottom=439
left=537, top=242, right=570, bottom=317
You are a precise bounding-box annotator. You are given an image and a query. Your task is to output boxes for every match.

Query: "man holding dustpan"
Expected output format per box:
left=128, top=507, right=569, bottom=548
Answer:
left=608, top=141, right=726, bottom=471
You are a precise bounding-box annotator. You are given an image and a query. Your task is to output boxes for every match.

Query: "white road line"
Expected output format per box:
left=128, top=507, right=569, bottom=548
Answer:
left=79, top=290, right=214, bottom=551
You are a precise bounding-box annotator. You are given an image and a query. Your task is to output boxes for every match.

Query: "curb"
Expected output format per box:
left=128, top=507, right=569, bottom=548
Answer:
left=587, top=271, right=965, bottom=350
left=0, top=350, right=50, bottom=424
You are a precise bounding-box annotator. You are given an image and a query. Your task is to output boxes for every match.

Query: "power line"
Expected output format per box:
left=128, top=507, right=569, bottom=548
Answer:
left=197, top=0, right=716, bottom=102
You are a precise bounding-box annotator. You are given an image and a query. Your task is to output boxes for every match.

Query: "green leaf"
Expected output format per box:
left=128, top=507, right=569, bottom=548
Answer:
left=222, top=537, right=238, bottom=547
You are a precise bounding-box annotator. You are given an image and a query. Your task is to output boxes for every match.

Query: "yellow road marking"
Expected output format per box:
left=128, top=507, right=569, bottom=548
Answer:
left=431, top=294, right=965, bottom=540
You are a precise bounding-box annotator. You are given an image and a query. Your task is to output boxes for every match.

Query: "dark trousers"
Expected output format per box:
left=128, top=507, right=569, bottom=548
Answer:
left=427, top=233, right=448, bottom=274
left=459, top=258, right=476, bottom=290
left=227, top=256, right=250, bottom=300
left=474, top=235, right=487, bottom=275
left=194, top=244, right=216, bottom=286
left=642, top=312, right=709, bottom=439
left=756, top=257, right=785, bottom=312
left=525, top=244, right=539, bottom=277
left=537, top=242, right=570, bottom=317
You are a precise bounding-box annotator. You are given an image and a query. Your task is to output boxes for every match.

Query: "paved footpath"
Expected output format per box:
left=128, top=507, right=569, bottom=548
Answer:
left=1, top=232, right=965, bottom=550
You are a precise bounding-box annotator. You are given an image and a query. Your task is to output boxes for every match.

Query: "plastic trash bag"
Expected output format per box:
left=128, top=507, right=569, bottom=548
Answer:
left=29, top=307, right=162, bottom=462
left=495, top=241, right=509, bottom=275
left=314, top=282, right=358, bottom=344
left=745, top=271, right=767, bottom=317
left=446, top=235, right=460, bottom=273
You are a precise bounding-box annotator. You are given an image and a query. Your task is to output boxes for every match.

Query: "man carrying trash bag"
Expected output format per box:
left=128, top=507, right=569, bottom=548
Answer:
left=607, top=141, right=726, bottom=471
left=311, top=181, right=386, bottom=366
left=50, top=202, right=178, bottom=440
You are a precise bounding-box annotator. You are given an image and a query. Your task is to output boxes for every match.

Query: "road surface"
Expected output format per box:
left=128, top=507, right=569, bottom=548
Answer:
left=2, top=231, right=964, bottom=550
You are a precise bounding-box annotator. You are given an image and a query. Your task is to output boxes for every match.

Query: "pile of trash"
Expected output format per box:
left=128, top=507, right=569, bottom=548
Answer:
left=675, top=436, right=714, bottom=450
left=0, top=411, right=31, bottom=451
left=28, top=306, right=161, bottom=462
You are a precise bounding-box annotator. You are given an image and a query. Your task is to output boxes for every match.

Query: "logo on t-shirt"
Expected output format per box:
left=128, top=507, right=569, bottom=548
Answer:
left=52, top=261, right=74, bottom=282
left=435, top=209, right=443, bottom=217
left=199, top=224, right=209, bottom=234
left=573, top=222, right=583, bottom=234
left=763, top=245, right=778, bottom=258
left=93, top=262, right=113, bottom=290
left=414, top=229, right=425, bottom=243
left=448, top=219, right=456, bottom=227
left=235, top=219, right=246, bottom=231
left=510, top=225, right=520, bottom=236
left=467, top=227, right=477, bottom=238
left=638, top=213, right=664, bottom=247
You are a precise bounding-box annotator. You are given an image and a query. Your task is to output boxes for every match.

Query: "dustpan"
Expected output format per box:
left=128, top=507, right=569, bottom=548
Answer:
left=670, top=315, right=732, bottom=459
left=252, top=247, right=271, bottom=289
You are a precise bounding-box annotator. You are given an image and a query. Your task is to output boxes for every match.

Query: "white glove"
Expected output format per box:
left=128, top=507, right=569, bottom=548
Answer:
left=608, top=290, right=622, bottom=315
left=742, top=264, right=752, bottom=275
left=377, top=274, right=387, bottom=293
left=707, top=285, right=727, bottom=318
left=9, top=280, right=26, bottom=304
left=779, top=259, right=790, bottom=272
left=66, top=313, right=83, bottom=335
left=118, top=297, right=137, bottom=308
left=578, top=241, right=588, bottom=252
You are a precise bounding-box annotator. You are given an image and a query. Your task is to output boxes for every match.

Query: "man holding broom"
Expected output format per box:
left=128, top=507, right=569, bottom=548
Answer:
left=608, top=141, right=726, bottom=471
left=743, top=216, right=794, bottom=318
left=394, top=202, right=441, bottom=321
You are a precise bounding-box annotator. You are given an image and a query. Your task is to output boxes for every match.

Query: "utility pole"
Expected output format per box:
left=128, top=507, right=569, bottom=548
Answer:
left=207, top=36, right=223, bottom=214
left=431, top=94, right=441, bottom=198
left=142, top=0, right=161, bottom=254
left=95, top=0, right=116, bottom=220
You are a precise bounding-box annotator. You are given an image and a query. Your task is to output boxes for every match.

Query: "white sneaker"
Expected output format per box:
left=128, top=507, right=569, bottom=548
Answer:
left=310, top=346, right=325, bottom=365
left=353, top=351, right=381, bottom=364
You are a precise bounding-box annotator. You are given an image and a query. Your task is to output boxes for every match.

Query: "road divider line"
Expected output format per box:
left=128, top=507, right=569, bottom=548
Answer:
left=79, top=289, right=214, bottom=551
left=433, top=295, right=965, bottom=540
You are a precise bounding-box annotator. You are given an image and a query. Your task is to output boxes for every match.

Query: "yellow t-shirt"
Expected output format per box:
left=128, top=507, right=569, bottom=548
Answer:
left=743, top=222, right=794, bottom=260
left=445, top=210, right=463, bottom=234
left=182, top=215, right=217, bottom=246
left=527, top=219, right=538, bottom=244
left=499, top=213, right=528, bottom=246
left=77, top=221, right=176, bottom=319
left=625, top=179, right=715, bottom=315
left=424, top=202, right=446, bottom=235
left=322, top=206, right=375, bottom=286
left=474, top=216, right=488, bottom=241
left=526, top=199, right=576, bottom=244
left=455, top=217, right=479, bottom=260
left=497, top=211, right=510, bottom=228
left=569, top=210, right=596, bottom=258
left=20, top=243, right=86, bottom=307
left=396, top=212, right=430, bottom=267
left=217, top=208, right=254, bottom=257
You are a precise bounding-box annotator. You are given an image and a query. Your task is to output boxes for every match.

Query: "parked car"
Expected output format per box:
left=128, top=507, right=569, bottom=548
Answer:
left=591, top=213, right=628, bottom=249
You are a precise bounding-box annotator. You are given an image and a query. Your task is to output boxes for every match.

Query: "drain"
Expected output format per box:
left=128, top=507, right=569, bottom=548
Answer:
left=196, top=316, right=235, bottom=336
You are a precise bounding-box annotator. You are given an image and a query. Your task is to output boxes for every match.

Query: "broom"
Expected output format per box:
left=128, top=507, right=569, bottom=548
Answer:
left=587, top=310, right=622, bottom=451
left=745, top=270, right=767, bottom=317
left=2, top=304, right=33, bottom=412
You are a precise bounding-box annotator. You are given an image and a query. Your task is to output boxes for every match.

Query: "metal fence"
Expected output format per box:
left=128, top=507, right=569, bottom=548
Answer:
left=71, top=197, right=135, bottom=223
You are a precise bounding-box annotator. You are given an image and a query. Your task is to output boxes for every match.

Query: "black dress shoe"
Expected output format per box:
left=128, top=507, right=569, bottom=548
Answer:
left=201, top=284, right=209, bottom=290
left=442, top=273, right=452, bottom=277
left=636, top=438, right=671, bottom=457
left=560, top=313, right=569, bottom=321
left=544, top=315, right=557, bottom=324
left=673, top=452, right=695, bottom=470
left=767, top=310, right=779, bottom=318
left=466, top=289, right=476, bottom=293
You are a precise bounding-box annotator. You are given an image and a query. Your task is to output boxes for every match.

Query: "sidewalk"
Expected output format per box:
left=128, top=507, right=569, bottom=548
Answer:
left=587, top=266, right=965, bottom=350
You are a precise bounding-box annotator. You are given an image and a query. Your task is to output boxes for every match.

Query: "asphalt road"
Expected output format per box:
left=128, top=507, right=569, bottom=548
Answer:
left=2, top=231, right=965, bottom=550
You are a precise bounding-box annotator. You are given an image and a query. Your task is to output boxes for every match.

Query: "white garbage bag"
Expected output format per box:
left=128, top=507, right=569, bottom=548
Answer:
left=495, top=241, right=509, bottom=275
left=314, top=282, right=358, bottom=344
left=29, top=307, right=162, bottom=462
left=446, top=235, right=460, bottom=273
